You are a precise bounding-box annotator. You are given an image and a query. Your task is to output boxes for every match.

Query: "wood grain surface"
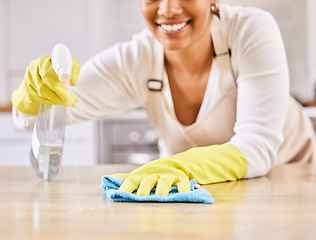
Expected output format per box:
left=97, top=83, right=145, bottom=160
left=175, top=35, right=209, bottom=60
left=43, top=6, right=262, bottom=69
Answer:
left=0, top=164, right=315, bottom=240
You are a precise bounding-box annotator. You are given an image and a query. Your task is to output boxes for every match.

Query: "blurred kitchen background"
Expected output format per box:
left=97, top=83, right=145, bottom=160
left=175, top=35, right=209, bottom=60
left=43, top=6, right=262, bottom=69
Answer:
left=0, top=0, right=315, bottom=166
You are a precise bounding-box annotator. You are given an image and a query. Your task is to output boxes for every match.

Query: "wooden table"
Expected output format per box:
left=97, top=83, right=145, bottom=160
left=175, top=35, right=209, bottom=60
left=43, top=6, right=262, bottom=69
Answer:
left=1, top=164, right=316, bottom=240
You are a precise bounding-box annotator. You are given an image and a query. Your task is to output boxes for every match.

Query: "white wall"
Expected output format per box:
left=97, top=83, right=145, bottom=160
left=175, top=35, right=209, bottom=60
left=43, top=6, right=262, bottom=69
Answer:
left=0, top=0, right=145, bottom=105
left=307, top=0, right=316, bottom=98
left=1, top=0, right=106, bottom=104
left=0, top=1, right=6, bottom=103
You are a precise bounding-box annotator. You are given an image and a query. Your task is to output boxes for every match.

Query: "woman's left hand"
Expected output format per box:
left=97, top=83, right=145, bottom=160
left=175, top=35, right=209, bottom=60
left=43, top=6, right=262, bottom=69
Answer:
left=112, top=158, right=191, bottom=196
left=112, top=143, right=248, bottom=196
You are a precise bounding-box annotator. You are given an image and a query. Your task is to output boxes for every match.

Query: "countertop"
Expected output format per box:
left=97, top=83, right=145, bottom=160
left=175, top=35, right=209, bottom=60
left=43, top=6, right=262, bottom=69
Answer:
left=1, top=164, right=316, bottom=240
left=0, top=103, right=12, bottom=112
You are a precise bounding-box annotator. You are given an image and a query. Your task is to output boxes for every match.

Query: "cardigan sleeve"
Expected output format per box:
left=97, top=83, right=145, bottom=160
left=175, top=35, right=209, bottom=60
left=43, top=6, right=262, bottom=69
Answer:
left=12, top=29, right=157, bottom=130
left=67, top=29, right=156, bottom=123
left=224, top=6, right=290, bottom=178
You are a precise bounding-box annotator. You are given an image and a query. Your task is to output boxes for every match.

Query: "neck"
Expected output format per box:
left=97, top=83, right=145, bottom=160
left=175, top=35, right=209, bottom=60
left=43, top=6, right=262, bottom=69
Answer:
left=164, top=33, right=213, bottom=74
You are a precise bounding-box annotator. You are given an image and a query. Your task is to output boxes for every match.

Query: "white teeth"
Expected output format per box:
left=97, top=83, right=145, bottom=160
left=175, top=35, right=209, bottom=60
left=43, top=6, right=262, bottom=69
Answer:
left=161, top=22, right=187, bottom=31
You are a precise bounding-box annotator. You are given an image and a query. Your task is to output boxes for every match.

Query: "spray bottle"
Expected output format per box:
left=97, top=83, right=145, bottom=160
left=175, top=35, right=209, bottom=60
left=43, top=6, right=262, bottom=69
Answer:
left=30, top=43, right=73, bottom=181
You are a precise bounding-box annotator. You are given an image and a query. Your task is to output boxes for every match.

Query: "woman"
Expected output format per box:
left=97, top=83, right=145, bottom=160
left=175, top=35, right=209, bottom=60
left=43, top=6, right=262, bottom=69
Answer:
left=12, top=0, right=315, bottom=196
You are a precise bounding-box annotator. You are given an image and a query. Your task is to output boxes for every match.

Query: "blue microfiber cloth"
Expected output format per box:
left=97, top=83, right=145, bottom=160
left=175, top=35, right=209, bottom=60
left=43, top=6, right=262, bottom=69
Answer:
left=101, top=175, right=214, bottom=204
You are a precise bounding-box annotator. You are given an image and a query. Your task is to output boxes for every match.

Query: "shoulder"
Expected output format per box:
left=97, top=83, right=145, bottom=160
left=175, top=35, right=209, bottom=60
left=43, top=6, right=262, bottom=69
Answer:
left=219, top=3, right=276, bottom=29
left=118, top=29, right=163, bottom=66
left=89, top=28, right=163, bottom=73
left=87, top=28, right=164, bottom=85
left=219, top=4, right=285, bottom=73
left=220, top=4, right=280, bottom=45
left=219, top=4, right=281, bottom=47
left=115, top=29, right=165, bottom=102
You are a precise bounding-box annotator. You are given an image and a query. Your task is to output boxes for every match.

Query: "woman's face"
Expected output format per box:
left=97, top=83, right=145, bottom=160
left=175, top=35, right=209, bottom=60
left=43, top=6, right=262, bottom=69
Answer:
left=139, top=0, right=213, bottom=51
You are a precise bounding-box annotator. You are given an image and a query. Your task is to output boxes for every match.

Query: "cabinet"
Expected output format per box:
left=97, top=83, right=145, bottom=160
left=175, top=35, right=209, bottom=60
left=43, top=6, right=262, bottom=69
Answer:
left=97, top=110, right=159, bottom=165
left=0, top=113, right=96, bottom=166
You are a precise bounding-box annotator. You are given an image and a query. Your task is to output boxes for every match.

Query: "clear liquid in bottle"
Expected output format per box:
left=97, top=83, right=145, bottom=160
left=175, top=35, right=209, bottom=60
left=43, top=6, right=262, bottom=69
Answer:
left=29, top=43, right=72, bottom=181
left=30, top=144, right=64, bottom=180
left=30, top=104, right=66, bottom=181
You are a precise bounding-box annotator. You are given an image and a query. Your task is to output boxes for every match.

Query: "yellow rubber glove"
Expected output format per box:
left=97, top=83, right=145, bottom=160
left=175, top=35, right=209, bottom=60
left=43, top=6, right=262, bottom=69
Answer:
left=12, top=55, right=80, bottom=115
left=113, top=143, right=247, bottom=196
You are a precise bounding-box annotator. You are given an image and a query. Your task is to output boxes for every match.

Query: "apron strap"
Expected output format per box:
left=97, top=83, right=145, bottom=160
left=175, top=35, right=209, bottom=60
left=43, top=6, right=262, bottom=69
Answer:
left=143, top=14, right=238, bottom=155
left=147, top=15, right=236, bottom=94
left=147, top=39, right=165, bottom=89
left=211, top=15, right=236, bottom=93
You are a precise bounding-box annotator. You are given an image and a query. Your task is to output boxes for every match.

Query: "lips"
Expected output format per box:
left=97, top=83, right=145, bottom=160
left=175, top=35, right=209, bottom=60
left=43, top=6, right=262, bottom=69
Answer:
left=157, top=21, right=190, bottom=32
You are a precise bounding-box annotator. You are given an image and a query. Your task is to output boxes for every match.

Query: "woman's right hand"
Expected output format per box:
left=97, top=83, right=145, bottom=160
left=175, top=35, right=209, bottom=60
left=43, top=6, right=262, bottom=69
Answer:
left=11, top=55, right=80, bottom=115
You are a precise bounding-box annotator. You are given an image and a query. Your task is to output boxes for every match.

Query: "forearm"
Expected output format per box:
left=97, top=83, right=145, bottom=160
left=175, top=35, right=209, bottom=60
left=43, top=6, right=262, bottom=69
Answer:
left=116, top=143, right=248, bottom=196
left=170, top=143, right=247, bottom=184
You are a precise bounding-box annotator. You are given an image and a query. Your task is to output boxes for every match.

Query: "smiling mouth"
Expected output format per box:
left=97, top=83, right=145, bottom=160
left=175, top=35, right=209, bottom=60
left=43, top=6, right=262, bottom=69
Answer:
left=158, top=21, right=190, bottom=32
